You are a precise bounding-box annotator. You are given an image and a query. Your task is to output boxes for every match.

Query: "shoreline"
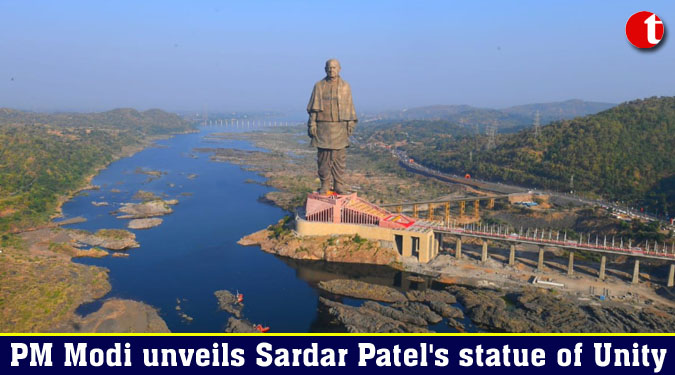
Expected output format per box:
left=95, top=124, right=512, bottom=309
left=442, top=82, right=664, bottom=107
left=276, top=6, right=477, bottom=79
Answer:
left=2, top=130, right=197, bottom=333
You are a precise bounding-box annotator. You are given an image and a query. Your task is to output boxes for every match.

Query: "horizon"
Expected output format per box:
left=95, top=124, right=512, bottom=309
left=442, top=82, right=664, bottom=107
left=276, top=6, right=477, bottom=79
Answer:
left=1, top=1, right=673, bottom=113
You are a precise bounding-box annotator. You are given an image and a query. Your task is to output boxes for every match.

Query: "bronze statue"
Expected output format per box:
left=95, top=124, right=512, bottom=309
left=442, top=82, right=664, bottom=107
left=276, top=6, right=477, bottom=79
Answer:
left=306, top=59, right=358, bottom=194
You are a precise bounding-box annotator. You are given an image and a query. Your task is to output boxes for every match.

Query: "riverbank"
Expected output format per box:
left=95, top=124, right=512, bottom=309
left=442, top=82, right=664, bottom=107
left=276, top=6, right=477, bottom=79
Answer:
left=0, top=132, right=190, bottom=333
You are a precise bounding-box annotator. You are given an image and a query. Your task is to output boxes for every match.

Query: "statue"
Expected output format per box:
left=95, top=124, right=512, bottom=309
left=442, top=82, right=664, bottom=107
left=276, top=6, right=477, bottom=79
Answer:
left=306, top=59, right=358, bottom=194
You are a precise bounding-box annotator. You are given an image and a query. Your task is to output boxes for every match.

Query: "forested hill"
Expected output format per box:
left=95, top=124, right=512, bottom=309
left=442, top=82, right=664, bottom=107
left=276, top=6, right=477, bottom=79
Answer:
left=0, top=109, right=195, bottom=233
left=0, top=108, right=191, bottom=135
left=406, top=97, right=675, bottom=216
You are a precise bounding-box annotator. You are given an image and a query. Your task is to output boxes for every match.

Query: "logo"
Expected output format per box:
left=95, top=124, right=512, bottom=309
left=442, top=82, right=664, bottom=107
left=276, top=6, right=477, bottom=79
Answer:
left=626, top=11, right=665, bottom=48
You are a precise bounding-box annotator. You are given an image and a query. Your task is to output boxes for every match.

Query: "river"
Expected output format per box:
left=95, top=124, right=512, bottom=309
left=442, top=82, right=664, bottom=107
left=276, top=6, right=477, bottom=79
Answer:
left=58, top=125, right=462, bottom=333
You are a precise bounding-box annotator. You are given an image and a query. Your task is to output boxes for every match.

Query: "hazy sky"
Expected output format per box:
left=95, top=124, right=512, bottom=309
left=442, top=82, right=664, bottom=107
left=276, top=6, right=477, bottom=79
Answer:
left=1, top=1, right=673, bottom=113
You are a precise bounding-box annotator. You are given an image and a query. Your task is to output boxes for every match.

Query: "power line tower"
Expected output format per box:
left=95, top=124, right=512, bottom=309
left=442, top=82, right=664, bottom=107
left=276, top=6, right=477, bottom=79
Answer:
left=486, top=125, right=496, bottom=150
left=533, top=110, right=541, bottom=138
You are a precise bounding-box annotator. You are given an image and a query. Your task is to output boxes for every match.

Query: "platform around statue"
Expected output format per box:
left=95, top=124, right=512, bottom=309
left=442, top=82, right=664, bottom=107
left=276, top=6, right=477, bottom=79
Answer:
left=296, top=192, right=440, bottom=263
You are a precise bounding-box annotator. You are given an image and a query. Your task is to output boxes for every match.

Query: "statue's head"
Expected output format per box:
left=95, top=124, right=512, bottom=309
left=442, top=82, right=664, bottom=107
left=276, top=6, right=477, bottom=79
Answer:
left=325, top=59, right=341, bottom=79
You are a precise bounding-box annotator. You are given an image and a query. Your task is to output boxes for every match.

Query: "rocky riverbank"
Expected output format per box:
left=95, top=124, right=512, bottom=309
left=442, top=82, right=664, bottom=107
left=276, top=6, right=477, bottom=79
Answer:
left=238, top=224, right=400, bottom=266
left=55, top=299, right=170, bottom=333
left=315, top=278, right=675, bottom=333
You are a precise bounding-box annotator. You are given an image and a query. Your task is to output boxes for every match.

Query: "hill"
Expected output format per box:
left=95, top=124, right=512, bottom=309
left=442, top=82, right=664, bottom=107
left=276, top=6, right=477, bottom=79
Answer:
left=362, top=100, right=615, bottom=133
left=0, top=109, right=194, bottom=232
left=404, top=97, right=675, bottom=216
left=502, top=99, right=616, bottom=125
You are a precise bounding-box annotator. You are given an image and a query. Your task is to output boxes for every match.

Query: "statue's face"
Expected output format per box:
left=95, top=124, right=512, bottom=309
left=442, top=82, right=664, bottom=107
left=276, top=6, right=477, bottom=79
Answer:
left=325, top=60, right=341, bottom=79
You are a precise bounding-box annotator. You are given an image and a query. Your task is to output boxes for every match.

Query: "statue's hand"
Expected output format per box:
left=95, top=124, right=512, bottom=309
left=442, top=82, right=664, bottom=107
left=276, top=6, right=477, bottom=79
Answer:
left=308, top=123, right=317, bottom=138
left=347, top=122, right=355, bottom=136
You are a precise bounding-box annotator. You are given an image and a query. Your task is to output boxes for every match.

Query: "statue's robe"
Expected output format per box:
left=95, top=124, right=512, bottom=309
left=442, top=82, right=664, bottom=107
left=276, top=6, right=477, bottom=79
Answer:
left=306, top=77, right=358, bottom=149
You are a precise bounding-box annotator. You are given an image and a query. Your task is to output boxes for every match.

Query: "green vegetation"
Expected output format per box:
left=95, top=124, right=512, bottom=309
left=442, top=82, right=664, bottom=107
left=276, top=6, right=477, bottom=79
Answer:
left=393, top=97, right=674, bottom=215
left=0, top=108, right=194, bottom=233
left=352, top=233, right=368, bottom=244
left=269, top=216, right=293, bottom=239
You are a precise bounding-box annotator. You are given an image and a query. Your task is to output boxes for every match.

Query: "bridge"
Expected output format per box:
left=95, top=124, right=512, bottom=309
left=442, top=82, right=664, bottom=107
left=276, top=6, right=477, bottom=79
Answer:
left=380, top=194, right=511, bottom=222
left=297, top=192, right=675, bottom=288
left=418, top=219, right=675, bottom=287
left=199, top=119, right=302, bottom=128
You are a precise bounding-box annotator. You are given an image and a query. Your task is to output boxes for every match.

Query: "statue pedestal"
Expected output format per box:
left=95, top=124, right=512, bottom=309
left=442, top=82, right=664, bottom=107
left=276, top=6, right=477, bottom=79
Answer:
left=304, top=192, right=415, bottom=229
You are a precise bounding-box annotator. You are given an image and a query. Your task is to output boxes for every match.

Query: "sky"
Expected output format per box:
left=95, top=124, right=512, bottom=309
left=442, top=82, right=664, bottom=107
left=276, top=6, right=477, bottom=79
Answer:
left=0, top=1, right=673, bottom=114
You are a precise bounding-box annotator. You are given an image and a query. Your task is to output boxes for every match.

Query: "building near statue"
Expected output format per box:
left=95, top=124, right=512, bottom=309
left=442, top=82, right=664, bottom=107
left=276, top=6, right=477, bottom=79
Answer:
left=296, top=193, right=442, bottom=263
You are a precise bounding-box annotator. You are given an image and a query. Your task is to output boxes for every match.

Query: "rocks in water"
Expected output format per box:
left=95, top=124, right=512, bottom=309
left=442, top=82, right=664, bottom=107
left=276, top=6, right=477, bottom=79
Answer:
left=69, top=229, right=139, bottom=251
left=319, top=297, right=433, bottom=333
left=133, top=190, right=160, bottom=201
left=318, top=279, right=407, bottom=303
left=187, top=173, right=198, bottom=179
left=361, top=301, right=428, bottom=326
left=112, top=253, right=129, bottom=258
left=214, top=290, right=243, bottom=318
left=134, top=167, right=164, bottom=177
left=393, top=302, right=443, bottom=324
left=91, top=201, right=109, bottom=207
left=428, top=301, right=464, bottom=320
left=179, top=312, right=194, bottom=322
left=225, top=317, right=258, bottom=333
left=128, top=218, right=163, bottom=229
left=448, top=285, right=675, bottom=333
left=117, top=200, right=174, bottom=219
left=406, top=289, right=456, bottom=304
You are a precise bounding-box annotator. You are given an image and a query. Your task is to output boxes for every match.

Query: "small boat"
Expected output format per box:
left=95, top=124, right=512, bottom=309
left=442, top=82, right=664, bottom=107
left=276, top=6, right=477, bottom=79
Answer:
left=236, top=291, right=244, bottom=304
left=255, top=324, right=270, bottom=333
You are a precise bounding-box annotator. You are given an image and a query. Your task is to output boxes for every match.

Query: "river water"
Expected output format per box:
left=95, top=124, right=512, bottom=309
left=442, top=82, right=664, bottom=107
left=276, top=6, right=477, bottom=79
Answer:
left=59, top=125, right=463, bottom=333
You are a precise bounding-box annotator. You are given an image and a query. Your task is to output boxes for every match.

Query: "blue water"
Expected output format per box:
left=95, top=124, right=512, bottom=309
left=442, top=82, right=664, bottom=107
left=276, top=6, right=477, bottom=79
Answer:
left=59, top=125, right=462, bottom=333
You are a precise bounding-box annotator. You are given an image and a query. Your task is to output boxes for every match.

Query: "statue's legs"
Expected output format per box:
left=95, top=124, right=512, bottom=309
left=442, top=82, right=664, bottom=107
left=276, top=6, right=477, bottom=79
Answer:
left=331, top=148, right=347, bottom=194
left=317, top=148, right=333, bottom=193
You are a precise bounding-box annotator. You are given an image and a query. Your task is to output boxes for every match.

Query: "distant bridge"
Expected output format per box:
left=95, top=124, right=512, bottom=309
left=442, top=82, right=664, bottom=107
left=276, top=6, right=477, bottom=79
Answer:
left=199, top=119, right=302, bottom=128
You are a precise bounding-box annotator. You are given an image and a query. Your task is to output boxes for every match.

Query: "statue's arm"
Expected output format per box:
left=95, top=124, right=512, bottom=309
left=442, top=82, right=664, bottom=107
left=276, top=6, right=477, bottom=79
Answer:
left=308, top=112, right=317, bottom=138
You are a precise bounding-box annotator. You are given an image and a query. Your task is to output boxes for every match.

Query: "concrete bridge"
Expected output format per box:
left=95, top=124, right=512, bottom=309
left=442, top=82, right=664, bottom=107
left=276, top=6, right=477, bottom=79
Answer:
left=380, top=194, right=511, bottom=222
left=299, top=192, right=675, bottom=288
left=417, top=220, right=675, bottom=288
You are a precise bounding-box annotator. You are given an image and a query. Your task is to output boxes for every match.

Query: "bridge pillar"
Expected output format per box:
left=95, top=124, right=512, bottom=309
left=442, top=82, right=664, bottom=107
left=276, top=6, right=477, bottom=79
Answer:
left=413, top=204, right=418, bottom=218
left=668, top=264, right=674, bottom=288
left=537, top=246, right=545, bottom=271
left=473, top=200, right=480, bottom=218
left=444, top=202, right=450, bottom=225
left=428, top=203, right=434, bottom=220
left=632, top=259, right=640, bottom=284
left=487, top=198, right=495, bottom=209
left=509, top=243, right=516, bottom=266
left=459, top=201, right=465, bottom=218
left=598, top=255, right=606, bottom=281
left=481, top=240, right=488, bottom=263
left=567, top=251, right=574, bottom=276
left=455, top=237, right=462, bottom=260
